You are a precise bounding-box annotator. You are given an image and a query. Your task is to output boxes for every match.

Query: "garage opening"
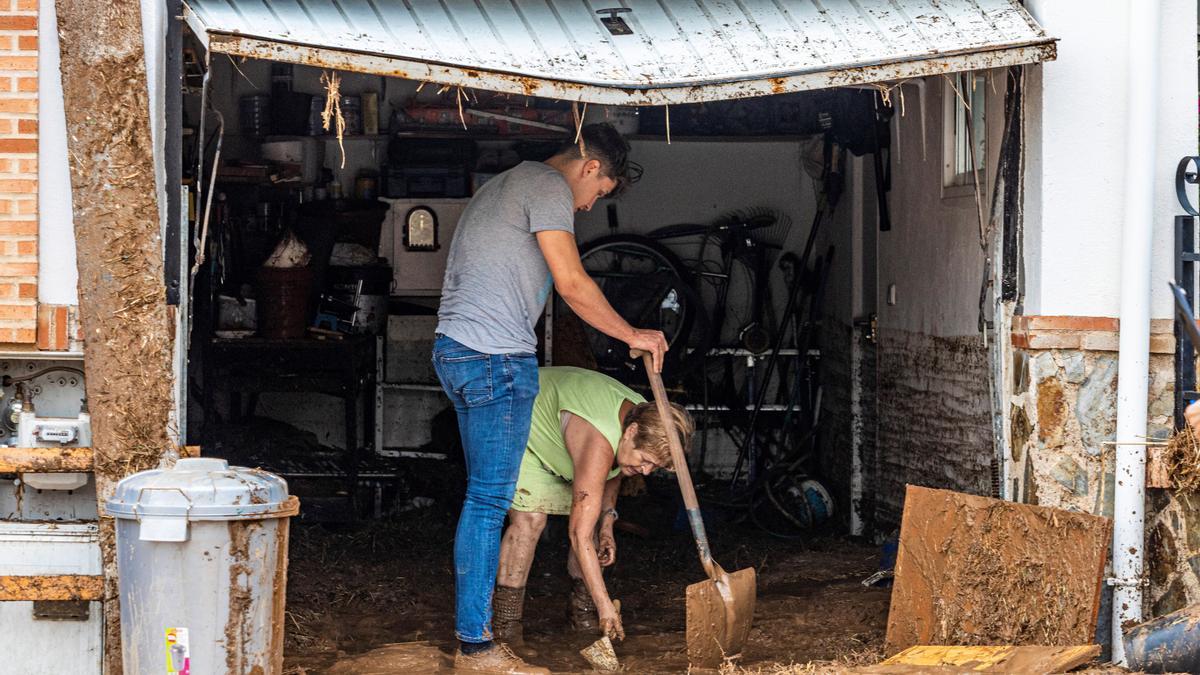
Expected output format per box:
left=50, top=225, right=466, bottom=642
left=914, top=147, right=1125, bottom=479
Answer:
left=176, top=2, right=1053, bottom=671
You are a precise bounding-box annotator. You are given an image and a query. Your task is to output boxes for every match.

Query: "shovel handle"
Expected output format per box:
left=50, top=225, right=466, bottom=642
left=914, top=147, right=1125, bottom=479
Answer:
left=631, top=349, right=717, bottom=576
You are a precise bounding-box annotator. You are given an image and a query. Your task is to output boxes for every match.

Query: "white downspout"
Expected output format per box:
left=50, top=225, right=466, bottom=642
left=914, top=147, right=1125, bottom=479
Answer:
left=1111, top=0, right=1160, bottom=664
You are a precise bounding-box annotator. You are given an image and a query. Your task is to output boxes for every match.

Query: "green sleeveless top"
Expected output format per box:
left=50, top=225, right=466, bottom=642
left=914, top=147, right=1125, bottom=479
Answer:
left=526, top=367, right=646, bottom=482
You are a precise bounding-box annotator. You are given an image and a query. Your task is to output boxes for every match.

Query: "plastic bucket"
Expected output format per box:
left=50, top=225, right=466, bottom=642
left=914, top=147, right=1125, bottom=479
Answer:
left=256, top=266, right=313, bottom=339
left=107, top=458, right=299, bottom=674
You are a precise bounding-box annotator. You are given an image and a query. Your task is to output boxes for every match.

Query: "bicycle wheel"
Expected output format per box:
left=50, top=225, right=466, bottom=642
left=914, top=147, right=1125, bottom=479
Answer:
left=572, top=234, right=703, bottom=380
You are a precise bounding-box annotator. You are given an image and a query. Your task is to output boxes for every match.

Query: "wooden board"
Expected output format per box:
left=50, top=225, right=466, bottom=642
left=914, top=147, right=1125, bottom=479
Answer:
left=878, top=645, right=1100, bottom=673
left=0, top=447, right=93, bottom=473
left=0, top=574, right=105, bottom=601
left=884, top=486, right=1111, bottom=655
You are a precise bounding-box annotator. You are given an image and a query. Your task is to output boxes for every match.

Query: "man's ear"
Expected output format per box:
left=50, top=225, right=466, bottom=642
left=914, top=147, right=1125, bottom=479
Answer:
left=583, top=158, right=602, bottom=177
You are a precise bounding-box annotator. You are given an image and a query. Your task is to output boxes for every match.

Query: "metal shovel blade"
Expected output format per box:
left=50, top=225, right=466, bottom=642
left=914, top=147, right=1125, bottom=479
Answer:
left=686, top=563, right=758, bottom=668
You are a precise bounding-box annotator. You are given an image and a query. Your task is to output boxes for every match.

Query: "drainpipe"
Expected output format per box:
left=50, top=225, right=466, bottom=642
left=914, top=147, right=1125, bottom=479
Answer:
left=1111, top=0, right=1160, bottom=664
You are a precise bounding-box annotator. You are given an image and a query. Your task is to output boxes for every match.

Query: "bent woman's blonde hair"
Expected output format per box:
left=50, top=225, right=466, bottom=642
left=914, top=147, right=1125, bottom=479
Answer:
left=622, top=401, right=695, bottom=470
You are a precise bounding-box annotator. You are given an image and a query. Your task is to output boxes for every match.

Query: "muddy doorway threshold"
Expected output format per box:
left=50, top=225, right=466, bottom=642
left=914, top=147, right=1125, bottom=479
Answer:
left=282, top=491, right=889, bottom=674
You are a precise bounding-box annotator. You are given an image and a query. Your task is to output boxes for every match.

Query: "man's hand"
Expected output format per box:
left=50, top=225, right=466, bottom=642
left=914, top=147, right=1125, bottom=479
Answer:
left=1187, top=400, right=1200, bottom=437
left=625, top=328, right=668, bottom=373
left=598, top=598, right=625, bottom=641
left=597, top=528, right=617, bottom=567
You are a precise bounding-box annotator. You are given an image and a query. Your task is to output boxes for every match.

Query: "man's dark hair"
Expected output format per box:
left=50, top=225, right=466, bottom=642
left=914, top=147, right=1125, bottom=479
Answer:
left=554, top=123, right=634, bottom=195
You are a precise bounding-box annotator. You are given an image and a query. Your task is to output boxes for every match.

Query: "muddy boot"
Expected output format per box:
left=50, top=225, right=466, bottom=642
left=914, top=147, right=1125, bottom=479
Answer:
left=453, top=643, right=551, bottom=675
left=493, top=585, right=537, bottom=657
left=568, top=579, right=599, bottom=634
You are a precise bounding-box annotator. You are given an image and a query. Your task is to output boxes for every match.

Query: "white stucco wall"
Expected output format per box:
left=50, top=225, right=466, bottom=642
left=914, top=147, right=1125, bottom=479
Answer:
left=1023, top=0, right=1197, bottom=320
left=37, top=0, right=168, bottom=305
left=141, top=0, right=167, bottom=258
left=37, top=0, right=76, bottom=304
left=877, top=73, right=1005, bottom=336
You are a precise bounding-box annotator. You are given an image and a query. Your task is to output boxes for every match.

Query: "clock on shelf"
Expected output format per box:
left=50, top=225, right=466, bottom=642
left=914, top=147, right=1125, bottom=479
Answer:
left=404, top=205, right=439, bottom=251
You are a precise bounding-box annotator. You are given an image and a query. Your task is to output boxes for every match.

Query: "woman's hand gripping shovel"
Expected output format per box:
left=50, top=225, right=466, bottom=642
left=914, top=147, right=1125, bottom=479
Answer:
left=632, top=349, right=757, bottom=668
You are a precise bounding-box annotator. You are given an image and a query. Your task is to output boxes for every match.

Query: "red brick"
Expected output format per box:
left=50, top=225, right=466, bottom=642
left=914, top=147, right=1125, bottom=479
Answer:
left=16, top=282, right=32, bottom=298
left=1150, top=334, right=1175, bottom=355
left=0, top=121, right=14, bottom=136
left=0, top=283, right=15, bottom=299
left=15, top=77, right=33, bottom=93
left=55, top=308, right=66, bottom=349
left=15, top=118, right=34, bottom=134
left=0, top=36, right=14, bottom=52
left=0, top=261, right=35, bottom=275
left=15, top=159, right=32, bottom=173
left=0, top=97, right=35, bottom=114
left=0, top=178, right=35, bottom=192
left=15, top=198, right=34, bottom=215
left=14, top=0, right=36, bottom=11
left=1151, top=318, right=1174, bottom=335
left=0, top=56, right=35, bottom=70
left=15, top=239, right=33, bottom=256
left=0, top=220, right=35, bottom=235
left=38, top=304, right=66, bottom=350
left=1025, top=332, right=1082, bottom=350
left=1021, top=315, right=1119, bottom=332
left=0, top=303, right=35, bottom=321
left=0, top=139, right=34, bottom=153
left=0, top=17, right=37, bottom=31
left=16, top=35, right=35, bottom=52
left=0, top=326, right=37, bottom=346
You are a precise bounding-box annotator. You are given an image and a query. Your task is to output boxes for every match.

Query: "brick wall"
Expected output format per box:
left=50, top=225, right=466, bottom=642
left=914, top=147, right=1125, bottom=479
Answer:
left=0, top=0, right=36, bottom=344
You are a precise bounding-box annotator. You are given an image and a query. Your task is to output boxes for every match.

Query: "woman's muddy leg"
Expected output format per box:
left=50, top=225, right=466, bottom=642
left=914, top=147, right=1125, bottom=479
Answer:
left=495, top=510, right=546, bottom=645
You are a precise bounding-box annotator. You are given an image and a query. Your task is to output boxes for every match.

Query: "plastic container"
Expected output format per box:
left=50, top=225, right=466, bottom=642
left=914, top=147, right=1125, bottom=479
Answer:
left=256, top=265, right=314, bottom=339
left=107, top=458, right=299, bottom=675
left=339, top=95, right=363, bottom=136
left=0, top=522, right=101, bottom=673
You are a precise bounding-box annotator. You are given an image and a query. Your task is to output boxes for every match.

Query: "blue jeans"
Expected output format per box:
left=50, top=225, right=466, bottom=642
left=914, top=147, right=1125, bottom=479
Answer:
left=432, top=334, right=539, bottom=643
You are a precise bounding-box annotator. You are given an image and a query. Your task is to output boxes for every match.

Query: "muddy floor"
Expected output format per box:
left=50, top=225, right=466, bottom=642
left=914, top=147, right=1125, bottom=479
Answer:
left=281, top=478, right=891, bottom=674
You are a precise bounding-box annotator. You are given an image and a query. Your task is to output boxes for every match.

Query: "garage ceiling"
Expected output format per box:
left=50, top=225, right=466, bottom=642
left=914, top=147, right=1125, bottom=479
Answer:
left=182, top=0, right=1056, bottom=105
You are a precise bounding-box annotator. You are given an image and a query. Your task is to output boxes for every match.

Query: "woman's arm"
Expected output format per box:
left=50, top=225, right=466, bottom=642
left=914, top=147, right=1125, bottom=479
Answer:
left=597, top=474, right=621, bottom=566
left=564, top=414, right=625, bottom=639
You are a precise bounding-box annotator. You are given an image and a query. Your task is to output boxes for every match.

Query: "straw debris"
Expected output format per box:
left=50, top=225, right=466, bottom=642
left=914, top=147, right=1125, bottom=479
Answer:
left=1166, top=426, right=1200, bottom=492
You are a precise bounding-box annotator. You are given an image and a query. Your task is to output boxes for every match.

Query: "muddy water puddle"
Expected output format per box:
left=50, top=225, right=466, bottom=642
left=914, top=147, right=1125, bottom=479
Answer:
left=283, top=503, right=889, bottom=674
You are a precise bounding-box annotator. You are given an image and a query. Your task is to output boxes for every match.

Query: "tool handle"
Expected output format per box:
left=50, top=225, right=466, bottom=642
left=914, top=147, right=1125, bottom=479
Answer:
left=632, top=349, right=717, bottom=574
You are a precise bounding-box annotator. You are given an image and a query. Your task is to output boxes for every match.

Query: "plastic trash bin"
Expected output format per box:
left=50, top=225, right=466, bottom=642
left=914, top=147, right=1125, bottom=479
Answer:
left=106, top=458, right=299, bottom=675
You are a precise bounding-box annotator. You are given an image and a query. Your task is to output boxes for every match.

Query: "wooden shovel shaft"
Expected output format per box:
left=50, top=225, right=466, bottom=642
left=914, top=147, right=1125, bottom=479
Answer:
left=633, top=350, right=716, bottom=576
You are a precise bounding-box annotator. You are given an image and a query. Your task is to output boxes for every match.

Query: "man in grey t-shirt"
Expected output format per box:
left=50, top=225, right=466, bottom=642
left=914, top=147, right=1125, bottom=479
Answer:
left=432, top=124, right=666, bottom=674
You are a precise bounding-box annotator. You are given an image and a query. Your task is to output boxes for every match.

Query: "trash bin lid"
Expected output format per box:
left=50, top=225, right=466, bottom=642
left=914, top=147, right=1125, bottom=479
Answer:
left=106, top=457, right=296, bottom=521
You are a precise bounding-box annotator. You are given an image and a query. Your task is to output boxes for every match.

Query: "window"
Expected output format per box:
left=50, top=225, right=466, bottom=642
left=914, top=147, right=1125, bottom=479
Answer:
left=944, top=72, right=986, bottom=189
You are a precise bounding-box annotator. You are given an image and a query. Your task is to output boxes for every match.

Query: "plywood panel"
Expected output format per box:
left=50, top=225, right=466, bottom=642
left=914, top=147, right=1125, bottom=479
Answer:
left=880, top=645, right=1099, bottom=672
left=884, top=486, right=1110, bottom=655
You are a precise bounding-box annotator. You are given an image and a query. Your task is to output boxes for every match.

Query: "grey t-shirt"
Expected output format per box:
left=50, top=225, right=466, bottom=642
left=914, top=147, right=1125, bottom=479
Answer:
left=436, top=161, right=574, bottom=354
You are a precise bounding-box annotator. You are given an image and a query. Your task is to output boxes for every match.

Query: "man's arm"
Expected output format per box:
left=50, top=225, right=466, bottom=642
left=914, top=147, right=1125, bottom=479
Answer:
left=536, top=229, right=668, bottom=372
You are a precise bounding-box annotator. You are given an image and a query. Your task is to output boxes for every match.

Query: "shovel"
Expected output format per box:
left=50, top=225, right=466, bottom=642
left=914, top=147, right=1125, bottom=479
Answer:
left=633, top=350, right=757, bottom=668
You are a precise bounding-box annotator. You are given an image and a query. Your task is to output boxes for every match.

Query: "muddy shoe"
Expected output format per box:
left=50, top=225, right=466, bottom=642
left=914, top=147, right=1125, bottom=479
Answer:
left=569, top=579, right=599, bottom=633
left=453, top=643, right=550, bottom=675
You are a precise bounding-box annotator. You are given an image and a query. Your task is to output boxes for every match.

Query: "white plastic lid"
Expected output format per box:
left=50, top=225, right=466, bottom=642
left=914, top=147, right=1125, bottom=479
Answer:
left=105, top=457, right=294, bottom=522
